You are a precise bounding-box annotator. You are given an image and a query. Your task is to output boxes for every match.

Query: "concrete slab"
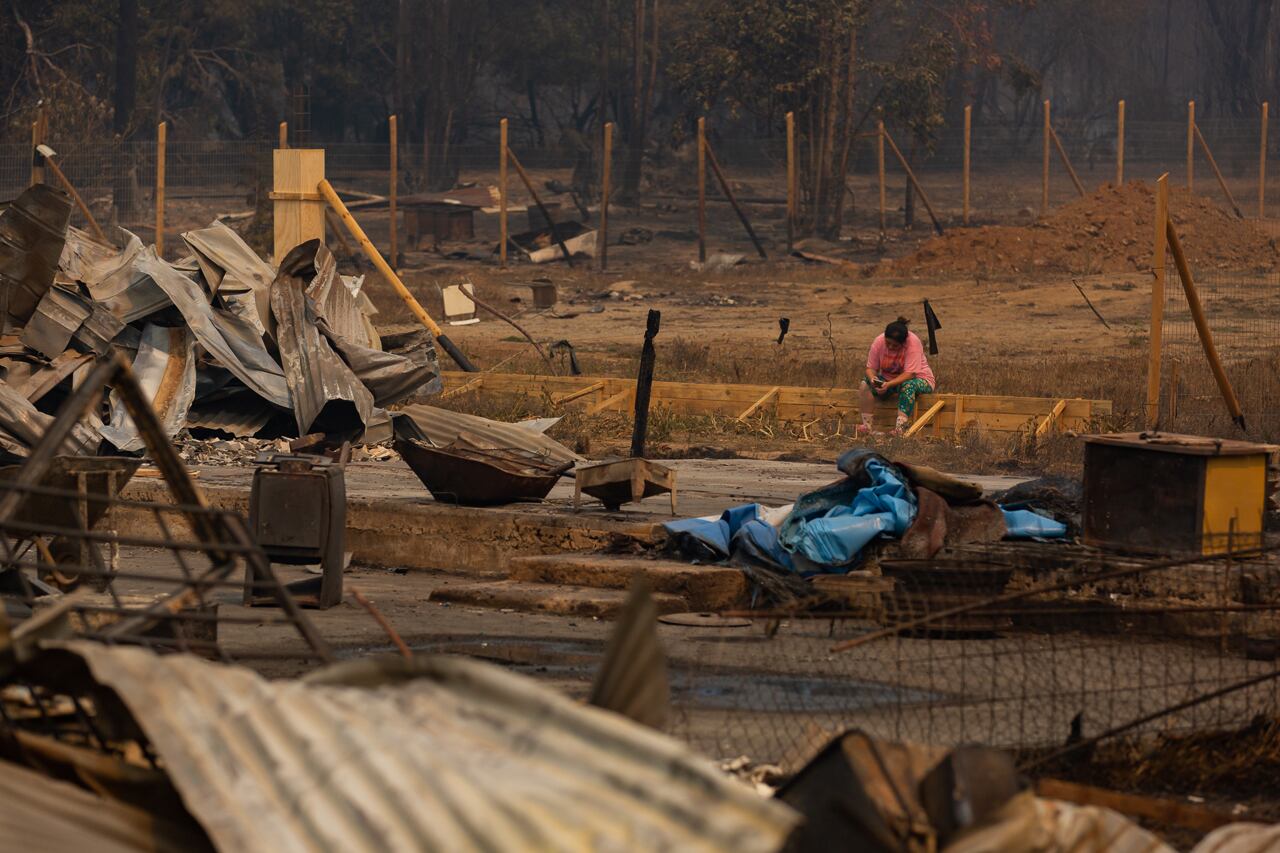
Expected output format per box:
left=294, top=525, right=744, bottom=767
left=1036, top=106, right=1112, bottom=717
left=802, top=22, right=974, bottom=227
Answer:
left=508, top=554, right=749, bottom=610
left=117, top=457, right=1026, bottom=576
left=430, top=579, right=687, bottom=617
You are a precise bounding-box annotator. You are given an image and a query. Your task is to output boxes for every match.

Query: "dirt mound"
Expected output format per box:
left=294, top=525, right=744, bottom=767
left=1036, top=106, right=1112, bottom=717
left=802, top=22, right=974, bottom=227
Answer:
left=876, top=181, right=1279, bottom=277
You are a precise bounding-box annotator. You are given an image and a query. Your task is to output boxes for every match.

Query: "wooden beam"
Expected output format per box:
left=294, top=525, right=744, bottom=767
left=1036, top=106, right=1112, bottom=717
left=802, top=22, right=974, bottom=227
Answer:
left=1116, top=99, right=1125, bottom=185
left=499, top=117, right=508, bottom=267
left=156, top=121, right=167, bottom=257
left=1147, top=174, right=1168, bottom=428
left=1035, top=399, right=1068, bottom=438
left=600, top=121, right=613, bottom=270
left=962, top=105, right=971, bottom=225
left=736, top=386, right=780, bottom=421
left=1042, top=99, right=1050, bottom=215
left=704, top=139, right=767, bottom=258
left=786, top=111, right=796, bottom=251
left=953, top=397, right=964, bottom=436
left=440, top=375, right=485, bottom=399
left=389, top=113, right=399, bottom=269
left=1260, top=102, right=1269, bottom=219
left=554, top=380, right=606, bottom=405
left=877, top=120, right=887, bottom=233
left=1166, top=216, right=1245, bottom=428
left=697, top=116, right=707, bottom=263
left=273, top=149, right=326, bottom=260
left=903, top=399, right=945, bottom=437
left=1194, top=122, right=1244, bottom=218
left=881, top=126, right=943, bottom=235
left=1049, top=126, right=1086, bottom=197
left=42, top=156, right=107, bottom=244
left=1035, top=779, right=1235, bottom=833
left=586, top=388, right=633, bottom=416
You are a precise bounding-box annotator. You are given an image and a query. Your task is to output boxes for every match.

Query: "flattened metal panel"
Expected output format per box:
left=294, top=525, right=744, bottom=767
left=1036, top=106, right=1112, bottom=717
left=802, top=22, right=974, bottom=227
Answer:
left=57, top=643, right=799, bottom=853
left=396, top=403, right=583, bottom=465
left=0, top=184, right=72, bottom=324
left=20, top=284, right=91, bottom=358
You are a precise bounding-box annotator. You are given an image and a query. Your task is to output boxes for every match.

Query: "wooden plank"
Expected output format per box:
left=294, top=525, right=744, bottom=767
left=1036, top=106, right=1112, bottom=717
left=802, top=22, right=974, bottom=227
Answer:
left=1035, top=399, right=1068, bottom=438
left=586, top=388, right=633, bottom=415
left=156, top=121, right=167, bottom=257
left=273, top=149, right=326, bottom=260
left=877, top=121, right=886, bottom=232
left=1187, top=100, right=1195, bottom=191
left=600, top=121, right=612, bottom=270
left=736, top=387, right=780, bottom=421
left=904, top=399, right=945, bottom=438
left=554, top=381, right=606, bottom=405
left=697, top=117, right=707, bottom=263
left=389, top=113, right=398, bottom=268
left=962, top=105, right=971, bottom=225
left=1260, top=102, right=1269, bottom=219
left=1194, top=122, right=1244, bottom=218
left=1050, top=126, right=1086, bottom=197
left=499, top=118, right=508, bottom=267
left=953, top=397, right=964, bottom=435
left=440, top=375, right=484, bottom=399
left=1116, top=99, right=1125, bottom=185
left=1042, top=99, right=1050, bottom=215
left=1035, top=778, right=1235, bottom=833
left=786, top=111, right=796, bottom=251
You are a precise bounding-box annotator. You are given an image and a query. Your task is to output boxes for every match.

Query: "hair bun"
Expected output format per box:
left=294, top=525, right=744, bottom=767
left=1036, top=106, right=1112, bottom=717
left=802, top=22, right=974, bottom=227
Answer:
left=896, top=316, right=910, bottom=325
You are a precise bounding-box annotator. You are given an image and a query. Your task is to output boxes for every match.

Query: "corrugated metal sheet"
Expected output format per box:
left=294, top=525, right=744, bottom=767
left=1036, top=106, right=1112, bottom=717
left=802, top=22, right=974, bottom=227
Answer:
left=57, top=642, right=798, bottom=852
left=0, top=184, right=72, bottom=324
left=100, top=324, right=196, bottom=452
left=396, top=404, right=584, bottom=465
left=181, top=221, right=274, bottom=337
left=272, top=241, right=379, bottom=437
left=0, top=758, right=212, bottom=853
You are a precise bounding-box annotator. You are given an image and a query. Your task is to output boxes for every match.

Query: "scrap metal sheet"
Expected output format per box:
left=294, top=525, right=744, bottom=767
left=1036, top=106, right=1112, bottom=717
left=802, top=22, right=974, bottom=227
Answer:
left=322, top=321, right=441, bottom=407
left=0, top=184, right=73, bottom=325
left=271, top=241, right=377, bottom=436
left=135, top=246, right=290, bottom=407
left=395, top=403, right=583, bottom=465
left=63, top=230, right=172, bottom=324
left=54, top=642, right=798, bottom=853
left=181, top=221, right=274, bottom=337
left=100, top=324, right=196, bottom=452
left=19, top=284, right=91, bottom=358
left=0, top=378, right=98, bottom=457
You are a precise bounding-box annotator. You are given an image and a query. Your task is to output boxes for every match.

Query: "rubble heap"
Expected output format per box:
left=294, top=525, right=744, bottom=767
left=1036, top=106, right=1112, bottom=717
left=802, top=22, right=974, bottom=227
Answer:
left=876, top=181, right=1280, bottom=277
left=0, top=184, right=442, bottom=463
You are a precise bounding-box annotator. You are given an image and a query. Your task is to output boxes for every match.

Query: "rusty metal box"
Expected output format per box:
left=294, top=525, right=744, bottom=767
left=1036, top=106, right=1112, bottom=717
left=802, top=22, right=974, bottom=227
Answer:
left=1082, top=432, right=1273, bottom=556
left=248, top=454, right=346, bottom=608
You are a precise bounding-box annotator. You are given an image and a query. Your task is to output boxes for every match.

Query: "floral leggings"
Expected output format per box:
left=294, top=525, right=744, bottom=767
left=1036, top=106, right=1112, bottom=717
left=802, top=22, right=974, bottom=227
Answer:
left=865, top=375, right=934, bottom=416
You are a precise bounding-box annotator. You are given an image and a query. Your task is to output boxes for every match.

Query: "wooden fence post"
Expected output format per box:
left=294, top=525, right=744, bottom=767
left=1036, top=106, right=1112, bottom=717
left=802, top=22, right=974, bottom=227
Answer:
left=600, top=121, right=613, bottom=271
left=156, top=121, right=167, bottom=258
left=1116, top=99, right=1125, bottom=185
left=499, top=117, right=508, bottom=268
left=279, top=121, right=288, bottom=149
left=1260, top=102, right=1269, bottom=219
left=1147, top=173, right=1169, bottom=428
left=30, top=111, right=48, bottom=187
left=877, top=120, right=886, bottom=233
left=786, top=111, right=796, bottom=251
left=389, top=114, right=398, bottom=270
left=1187, top=100, right=1195, bottom=191
left=1041, top=99, right=1050, bottom=216
left=962, top=105, right=971, bottom=225
left=697, top=116, right=707, bottom=263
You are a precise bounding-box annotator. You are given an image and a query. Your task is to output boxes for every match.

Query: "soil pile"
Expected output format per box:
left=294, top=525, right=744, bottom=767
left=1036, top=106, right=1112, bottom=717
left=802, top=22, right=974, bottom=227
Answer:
left=876, top=181, right=1279, bottom=277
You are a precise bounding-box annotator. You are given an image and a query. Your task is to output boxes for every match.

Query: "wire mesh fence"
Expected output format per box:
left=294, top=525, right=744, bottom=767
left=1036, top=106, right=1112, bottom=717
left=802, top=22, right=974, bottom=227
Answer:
left=662, top=539, right=1280, bottom=768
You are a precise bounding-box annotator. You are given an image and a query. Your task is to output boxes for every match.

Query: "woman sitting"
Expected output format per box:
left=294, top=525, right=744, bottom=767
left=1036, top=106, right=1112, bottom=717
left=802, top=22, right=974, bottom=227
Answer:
left=857, top=316, right=936, bottom=436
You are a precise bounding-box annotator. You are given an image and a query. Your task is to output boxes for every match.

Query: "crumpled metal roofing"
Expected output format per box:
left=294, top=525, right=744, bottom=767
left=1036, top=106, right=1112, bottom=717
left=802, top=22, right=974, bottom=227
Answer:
left=396, top=403, right=584, bottom=465
left=0, top=757, right=212, bottom=853
left=0, top=183, right=72, bottom=325
left=55, top=642, right=798, bottom=852
left=100, top=324, right=196, bottom=452
left=181, top=220, right=274, bottom=337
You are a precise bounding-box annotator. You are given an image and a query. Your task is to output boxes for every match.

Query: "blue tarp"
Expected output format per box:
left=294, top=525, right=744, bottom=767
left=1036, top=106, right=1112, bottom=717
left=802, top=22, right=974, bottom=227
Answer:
left=663, top=449, right=1067, bottom=576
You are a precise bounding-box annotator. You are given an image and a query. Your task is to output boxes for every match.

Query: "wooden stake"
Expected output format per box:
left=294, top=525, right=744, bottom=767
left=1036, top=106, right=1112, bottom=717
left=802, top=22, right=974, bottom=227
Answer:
left=601, top=121, right=613, bottom=270
left=43, top=156, right=107, bottom=244
left=1116, top=100, right=1125, bottom=185
left=704, top=139, right=767, bottom=258
left=389, top=114, right=399, bottom=269
left=881, top=126, right=943, bottom=235
left=508, top=149, right=576, bottom=266
left=278, top=121, right=288, bottom=149
left=319, top=178, right=477, bottom=372
left=1049, top=126, right=1086, bottom=197
left=156, top=121, right=167, bottom=258
left=1166, top=216, right=1245, bottom=428
left=962, top=105, right=971, bottom=225
left=877, top=120, right=887, bottom=233
left=786, top=111, right=796, bottom=251
left=1146, top=174, right=1168, bottom=428
left=1041, top=99, right=1050, bottom=216
left=499, top=117, right=509, bottom=267
left=697, top=116, right=706, bottom=263
left=1187, top=100, right=1195, bottom=191
left=1260, top=102, right=1269, bottom=219
left=1193, top=122, right=1244, bottom=218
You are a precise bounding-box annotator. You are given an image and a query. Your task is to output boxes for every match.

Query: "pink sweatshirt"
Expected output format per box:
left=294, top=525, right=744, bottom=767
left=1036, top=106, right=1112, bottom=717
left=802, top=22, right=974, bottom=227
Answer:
left=866, top=331, right=935, bottom=389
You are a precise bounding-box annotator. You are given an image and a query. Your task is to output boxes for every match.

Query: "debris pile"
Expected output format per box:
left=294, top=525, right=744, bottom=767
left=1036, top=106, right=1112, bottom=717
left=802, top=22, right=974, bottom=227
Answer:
left=877, top=182, right=1280, bottom=277
left=0, top=184, right=442, bottom=464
